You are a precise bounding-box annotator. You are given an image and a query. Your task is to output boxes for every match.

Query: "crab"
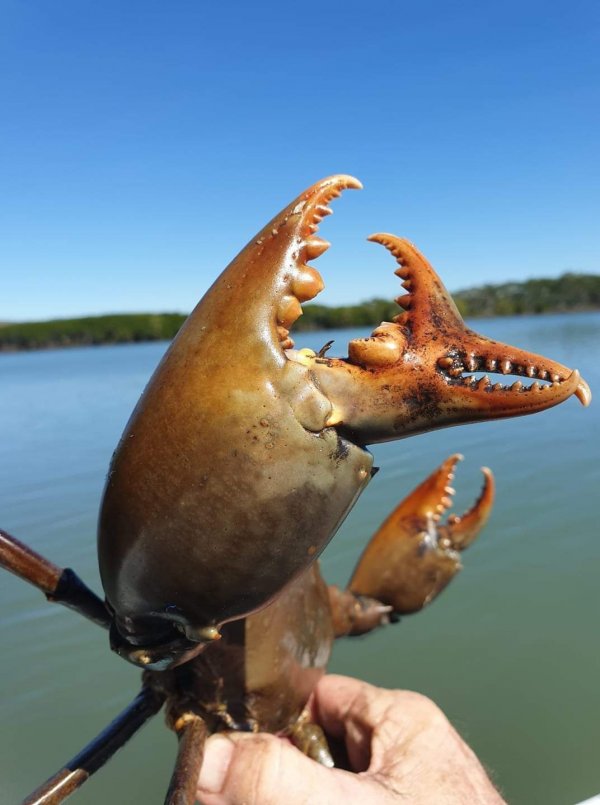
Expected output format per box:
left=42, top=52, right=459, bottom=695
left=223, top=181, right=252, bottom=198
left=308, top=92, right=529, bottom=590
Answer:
left=1, top=454, right=494, bottom=803
left=0, top=175, right=591, bottom=804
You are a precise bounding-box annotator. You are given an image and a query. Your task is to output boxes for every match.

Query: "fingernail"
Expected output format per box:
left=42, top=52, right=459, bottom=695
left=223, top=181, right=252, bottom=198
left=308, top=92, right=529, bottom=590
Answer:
left=198, top=734, right=235, bottom=793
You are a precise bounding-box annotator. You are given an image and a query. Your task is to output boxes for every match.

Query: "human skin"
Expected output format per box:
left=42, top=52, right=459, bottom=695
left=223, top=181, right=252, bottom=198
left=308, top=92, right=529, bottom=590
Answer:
left=196, top=674, right=505, bottom=804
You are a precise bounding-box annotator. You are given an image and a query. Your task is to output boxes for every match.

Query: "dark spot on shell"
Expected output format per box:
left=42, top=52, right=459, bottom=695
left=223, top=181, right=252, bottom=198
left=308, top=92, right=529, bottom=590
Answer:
left=329, top=433, right=350, bottom=466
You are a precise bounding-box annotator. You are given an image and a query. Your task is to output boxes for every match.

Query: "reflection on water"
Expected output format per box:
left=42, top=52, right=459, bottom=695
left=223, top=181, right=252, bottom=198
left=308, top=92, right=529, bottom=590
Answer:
left=0, top=313, right=598, bottom=804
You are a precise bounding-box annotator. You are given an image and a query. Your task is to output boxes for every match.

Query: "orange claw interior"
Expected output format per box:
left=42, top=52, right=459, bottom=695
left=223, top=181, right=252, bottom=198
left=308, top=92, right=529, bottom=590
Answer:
left=291, top=233, right=591, bottom=444
left=348, top=454, right=495, bottom=614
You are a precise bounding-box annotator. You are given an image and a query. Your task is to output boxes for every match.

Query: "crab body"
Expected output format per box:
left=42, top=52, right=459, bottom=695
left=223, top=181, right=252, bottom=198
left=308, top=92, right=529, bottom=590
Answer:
left=147, top=453, right=496, bottom=768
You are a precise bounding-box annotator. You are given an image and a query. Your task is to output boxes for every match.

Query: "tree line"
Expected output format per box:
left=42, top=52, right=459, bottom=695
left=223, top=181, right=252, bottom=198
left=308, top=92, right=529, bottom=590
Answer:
left=1, top=272, right=598, bottom=352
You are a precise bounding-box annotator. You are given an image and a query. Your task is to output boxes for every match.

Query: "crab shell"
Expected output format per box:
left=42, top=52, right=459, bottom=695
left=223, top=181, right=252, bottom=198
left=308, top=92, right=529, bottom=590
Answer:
left=97, top=175, right=590, bottom=669
left=150, top=456, right=495, bottom=742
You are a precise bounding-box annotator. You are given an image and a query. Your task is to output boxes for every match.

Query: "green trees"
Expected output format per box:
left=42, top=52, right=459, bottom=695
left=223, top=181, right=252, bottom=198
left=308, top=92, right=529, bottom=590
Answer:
left=0, top=313, right=186, bottom=352
left=452, top=273, right=600, bottom=318
left=1, top=272, right=598, bottom=352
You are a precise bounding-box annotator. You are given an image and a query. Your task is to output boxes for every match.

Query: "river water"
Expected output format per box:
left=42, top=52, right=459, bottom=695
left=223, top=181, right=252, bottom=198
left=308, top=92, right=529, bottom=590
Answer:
left=0, top=313, right=598, bottom=804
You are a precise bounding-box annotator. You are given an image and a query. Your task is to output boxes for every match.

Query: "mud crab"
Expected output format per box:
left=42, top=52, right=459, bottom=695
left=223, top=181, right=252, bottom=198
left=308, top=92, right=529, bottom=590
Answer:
left=0, top=175, right=590, bottom=804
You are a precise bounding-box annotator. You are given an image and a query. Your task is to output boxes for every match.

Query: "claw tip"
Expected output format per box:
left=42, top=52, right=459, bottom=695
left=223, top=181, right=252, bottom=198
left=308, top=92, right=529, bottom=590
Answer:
left=573, top=371, right=591, bottom=407
left=328, top=174, right=362, bottom=191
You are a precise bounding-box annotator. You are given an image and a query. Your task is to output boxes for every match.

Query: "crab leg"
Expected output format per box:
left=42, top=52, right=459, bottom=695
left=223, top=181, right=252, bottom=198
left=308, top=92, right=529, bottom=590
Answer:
left=0, top=528, right=110, bottom=629
left=327, top=585, right=394, bottom=637
left=164, top=714, right=208, bottom=805
left=21, top=686, right=164, bottom=805
left=330, top=456, right=495, bottom=636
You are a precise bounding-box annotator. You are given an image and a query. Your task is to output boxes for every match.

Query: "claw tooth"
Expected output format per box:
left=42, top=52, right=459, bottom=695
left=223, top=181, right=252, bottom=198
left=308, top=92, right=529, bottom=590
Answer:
left=466, top=356, right=477, bottom=372
left=278, top=325, right=295, bottom=349
left=449, top=366, right=463, bottom=377
left=445, top=486, right=456, bottom=495
left=550, top=373, right=560, bottom=382
left=485, top=358, right=497, bottom=372
left=511, top=380, right=523, bottom=391
left=526, top=366, right=536, bottom=378
left=292, top=266, right=324, bottom=302
left=304, top=237, right=330, bottom=260
left=530, top=381, right=541, bottom=392
left=441, top=495, right=453, bottom=508
left=401, top=279, right=412, bottom=290
left=435, top=503, right=445, bottom=513
left=348, top=335, right=402, bottom=367
left=477, top=375, right=490, bottom=390
left=277, top=295, right=303, bottom=328
left=537, top=369, right=548, bottom=380
left=396, top=295, right=412, bottom=310
left=437, top=356, right=454, bottom=369
left=394, top=267, right=410, bottom=279
left=392, top=312, right=409, bottom=324
left=493, top=383, right=503, bottom=391
left=500, top=359, right=512, bottom=374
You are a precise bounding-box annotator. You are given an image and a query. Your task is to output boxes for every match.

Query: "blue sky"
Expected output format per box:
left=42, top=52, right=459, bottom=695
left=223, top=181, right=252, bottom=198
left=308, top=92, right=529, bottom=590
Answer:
left=1, top=0, right=598, bottom=321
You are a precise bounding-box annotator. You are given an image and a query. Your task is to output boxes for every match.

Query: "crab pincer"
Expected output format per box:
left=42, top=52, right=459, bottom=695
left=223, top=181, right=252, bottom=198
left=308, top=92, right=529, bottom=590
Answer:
left=348, top=455, right=495, bottom=615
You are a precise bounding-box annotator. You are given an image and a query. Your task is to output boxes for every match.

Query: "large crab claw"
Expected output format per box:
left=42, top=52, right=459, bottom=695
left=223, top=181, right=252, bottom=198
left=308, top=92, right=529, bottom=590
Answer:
left=309, top=235, right=591, bottom=443
left=99, top=176, right=372, bottom=669
left=98, top=175, right=589, bottom=670
left=349, top=454, right=495, bottom=613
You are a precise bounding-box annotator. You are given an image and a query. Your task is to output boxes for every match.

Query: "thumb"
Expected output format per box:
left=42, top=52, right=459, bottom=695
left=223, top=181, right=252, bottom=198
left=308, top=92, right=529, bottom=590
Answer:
left=196, top=731, right=358, bottom=805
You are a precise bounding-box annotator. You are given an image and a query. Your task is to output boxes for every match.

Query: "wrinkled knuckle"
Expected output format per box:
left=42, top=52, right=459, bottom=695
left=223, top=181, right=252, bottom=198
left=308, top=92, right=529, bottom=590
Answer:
left=401, top=690, right=447, bottom=725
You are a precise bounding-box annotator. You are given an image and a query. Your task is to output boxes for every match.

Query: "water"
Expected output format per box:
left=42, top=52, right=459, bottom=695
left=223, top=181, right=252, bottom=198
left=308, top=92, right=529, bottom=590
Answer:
left=0, top=313, right=598, bottom=805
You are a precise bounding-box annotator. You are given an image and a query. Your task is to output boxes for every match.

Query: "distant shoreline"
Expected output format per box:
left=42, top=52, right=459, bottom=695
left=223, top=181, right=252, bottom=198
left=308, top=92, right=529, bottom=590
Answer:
left=1, top=272, right=598, bottom=353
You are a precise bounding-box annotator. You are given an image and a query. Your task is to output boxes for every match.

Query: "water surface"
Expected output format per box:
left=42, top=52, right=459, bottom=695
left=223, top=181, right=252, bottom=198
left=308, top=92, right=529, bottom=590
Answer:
left=1, top=313, right=598, bottom=804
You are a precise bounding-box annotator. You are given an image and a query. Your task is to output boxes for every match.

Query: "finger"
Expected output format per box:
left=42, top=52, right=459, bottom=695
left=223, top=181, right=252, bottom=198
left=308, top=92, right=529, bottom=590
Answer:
left=312, top=674, right=448, bottom=774
left=196, top=732, right=368, bottom=805
left=311, top=674, right=395, bottom=772
left=311, top=674, right=391, bottom=738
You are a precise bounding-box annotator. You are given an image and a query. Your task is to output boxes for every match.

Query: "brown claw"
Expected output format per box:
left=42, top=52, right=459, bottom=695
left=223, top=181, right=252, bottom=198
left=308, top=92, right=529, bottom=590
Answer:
left=98, top=174, right=373, bottom=669
left=348, top=456, right=496, bottom=614
left=311, top=234, right=591, bottom=445
left=439, top=466, right=495, bottom=551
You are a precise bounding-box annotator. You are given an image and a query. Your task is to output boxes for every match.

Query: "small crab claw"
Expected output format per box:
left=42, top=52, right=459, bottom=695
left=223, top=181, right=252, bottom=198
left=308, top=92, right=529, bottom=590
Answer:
left=438, top=466, right=494, bottom=552
left=311, top=235, right=591, bottom=444
left=348, top=455, right=495, bottom=614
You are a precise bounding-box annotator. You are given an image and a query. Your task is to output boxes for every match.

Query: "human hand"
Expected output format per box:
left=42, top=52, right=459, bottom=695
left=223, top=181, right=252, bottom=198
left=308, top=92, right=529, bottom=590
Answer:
left=196, top=674, right=504, bottom=804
